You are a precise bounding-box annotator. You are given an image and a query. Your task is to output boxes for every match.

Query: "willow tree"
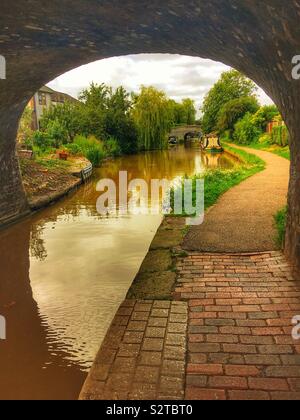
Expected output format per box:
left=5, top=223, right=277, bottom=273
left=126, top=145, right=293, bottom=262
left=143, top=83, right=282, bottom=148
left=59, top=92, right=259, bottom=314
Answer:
left=133, top=86, right=173, bottom=151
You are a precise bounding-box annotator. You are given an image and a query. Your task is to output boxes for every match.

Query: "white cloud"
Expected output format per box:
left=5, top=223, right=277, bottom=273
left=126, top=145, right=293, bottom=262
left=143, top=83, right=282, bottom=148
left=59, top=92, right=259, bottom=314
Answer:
left=48, top=54, right=274, bottom=114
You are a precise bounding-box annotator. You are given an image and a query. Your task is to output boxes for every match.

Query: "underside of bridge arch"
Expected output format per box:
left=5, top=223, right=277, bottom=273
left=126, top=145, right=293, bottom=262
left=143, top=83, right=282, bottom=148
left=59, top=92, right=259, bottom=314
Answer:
left=1, top=0, right=300, bottom=266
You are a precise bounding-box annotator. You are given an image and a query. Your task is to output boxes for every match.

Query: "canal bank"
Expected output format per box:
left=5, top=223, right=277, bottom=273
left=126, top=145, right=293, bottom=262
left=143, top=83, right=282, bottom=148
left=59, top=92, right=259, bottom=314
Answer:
left=20, top=156, right=92, bottom=212
left=0, top=156, right=93, bottom=233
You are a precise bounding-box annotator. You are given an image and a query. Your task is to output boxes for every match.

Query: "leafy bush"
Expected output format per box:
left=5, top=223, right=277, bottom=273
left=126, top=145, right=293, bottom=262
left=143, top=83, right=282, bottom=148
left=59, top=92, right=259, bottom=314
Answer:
left=218, top=96, right=259, bottom=134
left=73, top=135, right=106, bottom=166
left=40, top=101, right=82, bottom=142
left=233, top=113, right=262, bottom=145
left=32, top=131, right=52, bottom=151
left=73, top=135, right=94, bottom=150
left=258, top=133, right=272, bottom=144
left=46, top=120, right=68, bottom=148
left=32, top=121, right=68, bottom=152
left=251, top=105, right=279, bottom=131
left=105, top=137, right=122, bottom=157
left=65, top=143, right=82, bottom=156
left=86, top=148, right=105, bottom=167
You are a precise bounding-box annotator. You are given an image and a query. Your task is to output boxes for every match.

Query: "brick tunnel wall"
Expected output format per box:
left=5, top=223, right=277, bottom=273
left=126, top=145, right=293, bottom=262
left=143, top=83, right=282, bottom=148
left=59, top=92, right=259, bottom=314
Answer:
left=0, top=105, right=29, bottom=225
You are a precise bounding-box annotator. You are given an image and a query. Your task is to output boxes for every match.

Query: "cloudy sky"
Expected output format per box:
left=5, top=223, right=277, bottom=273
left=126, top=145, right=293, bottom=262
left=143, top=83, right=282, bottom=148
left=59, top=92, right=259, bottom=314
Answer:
left=48, top=54, right=273, bottom=115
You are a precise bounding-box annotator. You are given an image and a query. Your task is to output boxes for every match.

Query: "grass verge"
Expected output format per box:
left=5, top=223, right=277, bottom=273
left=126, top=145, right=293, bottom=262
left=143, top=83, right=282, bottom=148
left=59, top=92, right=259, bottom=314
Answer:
left=35, top=156, right=72, bottom=170
left=246, top=141, right=290, bottom=160
left=274, top=206, right=287, bottom=248
left=172, top=145, right=266, bottom=214
left=204, top=145, right=266, bottom=209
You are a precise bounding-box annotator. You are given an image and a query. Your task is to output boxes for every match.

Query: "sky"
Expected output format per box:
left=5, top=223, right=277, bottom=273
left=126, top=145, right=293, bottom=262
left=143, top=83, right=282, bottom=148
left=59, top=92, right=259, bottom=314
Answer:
left=48, top=54, right=273, bottom=115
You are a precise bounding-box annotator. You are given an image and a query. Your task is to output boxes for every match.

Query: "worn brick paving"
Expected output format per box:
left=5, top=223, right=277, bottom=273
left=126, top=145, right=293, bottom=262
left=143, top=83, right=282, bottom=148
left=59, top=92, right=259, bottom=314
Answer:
left=81, top=251, right=300, bottom=401
left=80, top=300, right=188, bottom=400
left=176, top=251, right=300, bottom=400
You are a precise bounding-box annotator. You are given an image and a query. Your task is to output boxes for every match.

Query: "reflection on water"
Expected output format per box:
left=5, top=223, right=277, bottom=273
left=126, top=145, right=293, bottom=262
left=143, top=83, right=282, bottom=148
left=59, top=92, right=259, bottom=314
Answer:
left=0, top=146, right=236, bottom=400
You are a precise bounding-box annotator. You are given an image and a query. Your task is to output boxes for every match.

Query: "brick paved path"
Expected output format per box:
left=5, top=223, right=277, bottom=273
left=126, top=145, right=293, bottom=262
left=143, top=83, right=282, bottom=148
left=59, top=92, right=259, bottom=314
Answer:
left=176, top=252, right=300, bottom=400
left=81, top=251, right=300, bottom=401
left=80, top=300, right=188, bottom=400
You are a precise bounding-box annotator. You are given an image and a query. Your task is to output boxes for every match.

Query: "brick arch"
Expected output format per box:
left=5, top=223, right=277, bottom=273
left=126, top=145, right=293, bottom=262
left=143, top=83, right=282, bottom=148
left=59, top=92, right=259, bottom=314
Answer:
left=0, top=1, right=300, bottom=266
left=183, top=132, right=202, bottom=141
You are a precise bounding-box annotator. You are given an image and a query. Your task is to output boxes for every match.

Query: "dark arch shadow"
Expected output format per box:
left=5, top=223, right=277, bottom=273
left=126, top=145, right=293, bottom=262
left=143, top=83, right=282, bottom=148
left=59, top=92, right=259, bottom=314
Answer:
left=184, top=131, right=202, bottom=142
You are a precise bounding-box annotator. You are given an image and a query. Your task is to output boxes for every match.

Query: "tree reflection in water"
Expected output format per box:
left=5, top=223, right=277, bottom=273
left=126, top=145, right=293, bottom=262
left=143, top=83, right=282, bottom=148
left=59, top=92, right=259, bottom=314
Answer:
left=30, top=224, right=48, bottom=262
left=0, top=223, right=86, bottom=400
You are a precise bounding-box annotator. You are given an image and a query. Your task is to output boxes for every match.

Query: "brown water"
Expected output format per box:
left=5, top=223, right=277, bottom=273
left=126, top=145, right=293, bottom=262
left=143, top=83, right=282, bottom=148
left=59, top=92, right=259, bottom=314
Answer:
left=0, top=146, right=236, bottom=400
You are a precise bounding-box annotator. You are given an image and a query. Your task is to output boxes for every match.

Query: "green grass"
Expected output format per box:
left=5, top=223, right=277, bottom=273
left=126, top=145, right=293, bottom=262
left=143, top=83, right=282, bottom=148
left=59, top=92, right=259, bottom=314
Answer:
left=224, top=144, right=266, bottom=168
left=271, top=148, right=290, bottom=160
left=73, top=135, right=106, bottom=167
left=203, top=146, right=265, bottom=210
left=245, top=141, right=290, bottom=160
left=172, top=145, right=266, bottom=215
left=274, top=206, right=287, bottom=248
left=35, top=157, right=72, bottom=170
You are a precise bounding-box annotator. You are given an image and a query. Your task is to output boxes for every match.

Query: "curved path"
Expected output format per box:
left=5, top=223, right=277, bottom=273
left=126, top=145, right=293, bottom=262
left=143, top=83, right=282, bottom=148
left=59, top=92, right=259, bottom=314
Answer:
left=183, top=145, right=290, bottom=253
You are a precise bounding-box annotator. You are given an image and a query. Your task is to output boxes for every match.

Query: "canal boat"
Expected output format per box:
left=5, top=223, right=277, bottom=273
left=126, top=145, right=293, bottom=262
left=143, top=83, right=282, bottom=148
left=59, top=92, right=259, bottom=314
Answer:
left=201, top=132, right=224, bottom=153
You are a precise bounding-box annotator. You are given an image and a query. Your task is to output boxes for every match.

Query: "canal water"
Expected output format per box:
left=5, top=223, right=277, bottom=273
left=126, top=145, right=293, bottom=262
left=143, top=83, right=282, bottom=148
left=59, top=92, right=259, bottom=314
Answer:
left=0, top=146, right=237, bottom=400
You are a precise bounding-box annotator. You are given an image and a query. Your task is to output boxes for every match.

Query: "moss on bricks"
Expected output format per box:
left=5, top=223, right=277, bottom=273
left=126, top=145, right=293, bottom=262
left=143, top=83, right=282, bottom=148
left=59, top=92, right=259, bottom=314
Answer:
left=127, top=271, right=176, bottom=301
left=127, top=216, right=187, bottom=300
left=139, top=250, right=173, bottom=274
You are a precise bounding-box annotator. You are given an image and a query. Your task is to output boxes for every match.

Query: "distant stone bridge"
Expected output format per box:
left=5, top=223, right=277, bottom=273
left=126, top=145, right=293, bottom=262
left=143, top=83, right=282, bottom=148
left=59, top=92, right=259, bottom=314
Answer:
left=169, top=125, right=202, bottom=141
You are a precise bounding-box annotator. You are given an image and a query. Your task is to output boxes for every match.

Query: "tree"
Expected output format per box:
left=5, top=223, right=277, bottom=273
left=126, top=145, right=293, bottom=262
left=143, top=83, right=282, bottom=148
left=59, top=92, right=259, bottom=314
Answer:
left=217, top=96, right=260, bottom=134
left=79, top=83, right=138, bottom=153
left=46, top=120, right=68, bottom=148
left=78, top=83, right=109, bottom=140
left=17, top=106, right=33, bottom=144
left=40, top=83, right=139, bottom=154
left=201, top=70, right=258, bottom=134
left=168, top=98, right=197, bottom=126
left=79, top=82, right=110, bottom=110
left=182, top=98, right=196, bottom=125
left=168, top=100, right=185, bottom=125
left=133, top=86, right=173, bottom=150
left=104, top=86, right=138, bottom=154
left=40, top=101, right=82, bottom=142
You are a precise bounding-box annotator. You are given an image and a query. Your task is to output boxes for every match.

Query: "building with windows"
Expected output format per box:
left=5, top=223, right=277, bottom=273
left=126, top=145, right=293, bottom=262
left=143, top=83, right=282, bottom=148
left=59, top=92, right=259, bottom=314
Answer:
left=28, top=86, right=77, bottom=130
